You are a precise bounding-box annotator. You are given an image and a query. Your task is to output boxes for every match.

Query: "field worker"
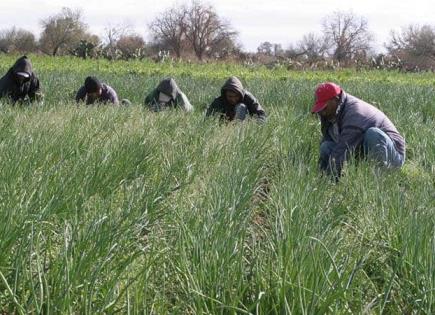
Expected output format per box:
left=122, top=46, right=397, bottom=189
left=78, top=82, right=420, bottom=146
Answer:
left=206, top=76, right=266, bottom=122
left=144, top=77, right=193, bottom=112
left=0, top=55, right=43, bottom=104
left=312, top=82, right=405, bottom=179
left=76, top=76, right=120, bottom=105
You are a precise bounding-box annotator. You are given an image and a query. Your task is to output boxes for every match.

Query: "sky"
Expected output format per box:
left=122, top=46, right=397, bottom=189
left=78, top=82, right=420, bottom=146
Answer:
left=0, top=0, right=434, bottom=52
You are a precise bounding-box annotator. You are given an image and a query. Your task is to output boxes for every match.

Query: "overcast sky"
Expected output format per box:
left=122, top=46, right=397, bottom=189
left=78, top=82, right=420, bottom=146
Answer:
left=0, top=0, right=434, bottom=52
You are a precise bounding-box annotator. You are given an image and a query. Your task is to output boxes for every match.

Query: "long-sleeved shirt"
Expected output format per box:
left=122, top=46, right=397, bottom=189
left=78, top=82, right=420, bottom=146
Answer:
left=75, top=83, right=119, bottom=105
left=320, top=91, right=405, bottom=176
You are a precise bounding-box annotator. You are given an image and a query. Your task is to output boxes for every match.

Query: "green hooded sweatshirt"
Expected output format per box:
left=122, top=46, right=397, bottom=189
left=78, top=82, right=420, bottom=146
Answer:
left=144, top=78, right=193, bottom=112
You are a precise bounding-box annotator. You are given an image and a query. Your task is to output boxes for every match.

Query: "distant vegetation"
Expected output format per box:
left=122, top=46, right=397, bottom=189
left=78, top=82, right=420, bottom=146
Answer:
left=1, top=2, right=435, bottom=71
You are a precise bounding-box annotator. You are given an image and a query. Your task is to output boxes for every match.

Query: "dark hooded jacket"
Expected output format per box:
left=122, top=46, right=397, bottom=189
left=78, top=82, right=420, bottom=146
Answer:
left=0, top=56, right=42, bottom=103
left=75, top=83, right=119, bottom=105
left=320, top=91, right=406, bottom=176
left=144, top=78, right=192, bottom=111
left=206, top=76, right=266, bottom=122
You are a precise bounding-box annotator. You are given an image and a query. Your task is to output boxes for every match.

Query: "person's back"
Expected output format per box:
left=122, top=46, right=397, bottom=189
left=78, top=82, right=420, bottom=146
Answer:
left=144, top=78, right=193, bottom=112
left=335, top=93, right=405, bottom=156
left=0, top=55, right=42, bottom=104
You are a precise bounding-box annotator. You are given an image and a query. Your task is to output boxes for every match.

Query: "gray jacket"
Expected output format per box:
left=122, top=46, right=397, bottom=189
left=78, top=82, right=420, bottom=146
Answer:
left=320, top=91, right=405, bottom=174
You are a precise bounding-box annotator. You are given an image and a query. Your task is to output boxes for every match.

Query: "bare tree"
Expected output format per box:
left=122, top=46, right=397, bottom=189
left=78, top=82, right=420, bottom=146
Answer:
left=0, top=27, right=37, bottom=53
left=322, top=11, right=373, bottom=62
left=257, top=41, right=273, bottom=55
left=208, top=35, right=242, bottom=59
left=284, top=43, right=304, bottom=59
left=185, top=1, right=238, bottom=61
left=273, top=43, right=285, bottom=57
left=257, top=42, right=285, bottom=57
left=103, top=23, right=132, bottom=47
left=385, top=24, right=435, bottom=70
left=39, top=7, right=88, bottom=56
left=101, top=23, right=133, bottom=60
left=298, top=32, right=329, bottom=62
left=116, top=34, right=146, bottom=59
left=149, top=6, right=188, bottom=58
left=387, top=24, right=435, bottom=60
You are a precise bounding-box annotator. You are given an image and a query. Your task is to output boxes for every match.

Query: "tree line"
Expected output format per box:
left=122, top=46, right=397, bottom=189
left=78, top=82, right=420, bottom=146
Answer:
left=1, top=2, right=434, bottom=70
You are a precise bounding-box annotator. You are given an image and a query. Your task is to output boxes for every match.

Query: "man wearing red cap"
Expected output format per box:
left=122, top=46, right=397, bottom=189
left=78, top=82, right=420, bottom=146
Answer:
left=311, top=82, right=405, bottom=179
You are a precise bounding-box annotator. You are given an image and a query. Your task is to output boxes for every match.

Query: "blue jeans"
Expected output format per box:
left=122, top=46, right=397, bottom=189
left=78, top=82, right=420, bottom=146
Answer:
left=319, top=127, right=405, bottom=170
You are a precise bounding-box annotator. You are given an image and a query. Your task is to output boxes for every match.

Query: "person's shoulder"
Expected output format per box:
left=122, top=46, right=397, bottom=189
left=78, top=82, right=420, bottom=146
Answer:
left=76, top=85, right=86, bottom=93
left=243, top=90, right=255, bottom=98
left=210, top=95, right=224, bottom=105
left=207, top=96, right=225, bottom=115
left=147, top=88, right=158, bottom=97
left=346, top=94, right=380, bottom=114
left=243, top=90, right=259, bottom=104
left=30, top=70, right=39, bottom=78
left=30, top=73, right=41, bottom=86
left=0, top=73, right=7, bottom=85
left=75, top=85, right=86, bottom=101
left=102, top=83, right=114, bottom=91
left=342, top=94, right=363, bottom=112
left=341, top=94, right=380, bottom=125
left=145, top=88, right=158, bottom=103
left=0, top=71, right=11, bottom=84
left=104, top=83, right=119, bottom=95
left=344, top=93, right=372, bottom=108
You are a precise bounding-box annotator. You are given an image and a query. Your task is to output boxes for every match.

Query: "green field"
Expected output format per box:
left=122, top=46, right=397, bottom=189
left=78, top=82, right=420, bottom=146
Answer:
left=0, top=55, right=434, bottom=314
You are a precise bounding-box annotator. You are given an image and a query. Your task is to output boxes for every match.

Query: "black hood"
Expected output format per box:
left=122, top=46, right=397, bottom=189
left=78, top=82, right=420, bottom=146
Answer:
left=156, top=78, right=180, bottom=100
left=11, top=55, right=33, bottom=77
left=221, top=76, right=245, bottom=99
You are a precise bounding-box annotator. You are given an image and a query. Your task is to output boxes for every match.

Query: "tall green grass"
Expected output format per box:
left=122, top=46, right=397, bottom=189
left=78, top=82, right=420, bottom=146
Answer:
left=0, top=55, right=433, bottom=314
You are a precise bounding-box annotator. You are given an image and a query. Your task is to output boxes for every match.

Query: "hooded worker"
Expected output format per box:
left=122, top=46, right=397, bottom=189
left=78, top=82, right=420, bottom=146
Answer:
left=206, top=76, right=266, bottom=122
left=75, top=76, right=120, bottom=105
left=144, top=77, right=193, bottom=112
left=0, top=56, right=43, bottom=104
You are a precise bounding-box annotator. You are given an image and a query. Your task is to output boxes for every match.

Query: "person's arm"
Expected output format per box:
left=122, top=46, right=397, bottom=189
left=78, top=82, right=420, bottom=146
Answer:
left=177, top=92, right=194, bottom=112
left=110, top=94, right=119, bottom=105
left=109, top=89, right=119, bottom=105
left=0, top=81, right=5, bottom=97
left=328, top=122, right=365, bottom=178
left=205, top=97, right=223, bottom=117
left=0, top=71, right=13, bottom=98
left=144, top=89, right=156, bottom=105
left=244, top=92, right=266, bottom=123
left=144, top=89, right=161, bottom=111
left=28, top=76, right=43, bottom=102
left=75, top=86, right=86, bottom=103
left=320, top=116, right=333, bottom=143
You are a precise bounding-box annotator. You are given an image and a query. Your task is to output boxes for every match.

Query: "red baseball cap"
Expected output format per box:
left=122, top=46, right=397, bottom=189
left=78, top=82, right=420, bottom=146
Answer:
left=311, top=82, right=342, bottom=113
